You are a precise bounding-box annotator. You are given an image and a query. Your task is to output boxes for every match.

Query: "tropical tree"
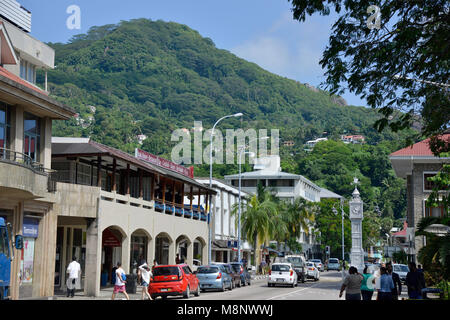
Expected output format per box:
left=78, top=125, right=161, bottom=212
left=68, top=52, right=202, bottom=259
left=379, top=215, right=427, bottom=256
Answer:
left=277, top=198, right=318, bottom=253
left=416, top=216, right=450, bottom=284
left=231, top=189, right=280, bottom=268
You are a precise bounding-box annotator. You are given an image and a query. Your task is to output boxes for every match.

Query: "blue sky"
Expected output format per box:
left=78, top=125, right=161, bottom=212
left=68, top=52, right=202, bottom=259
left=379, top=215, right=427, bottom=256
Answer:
left=20, top=0, right=366, bottom=107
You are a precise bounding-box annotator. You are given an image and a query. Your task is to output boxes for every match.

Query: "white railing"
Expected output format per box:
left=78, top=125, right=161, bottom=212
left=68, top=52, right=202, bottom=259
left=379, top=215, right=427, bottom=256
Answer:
left=100, top=190, right=154, bottom=209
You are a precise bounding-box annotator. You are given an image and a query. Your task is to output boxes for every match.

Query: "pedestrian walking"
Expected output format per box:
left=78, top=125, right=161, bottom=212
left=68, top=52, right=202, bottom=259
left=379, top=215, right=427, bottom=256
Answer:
left=176, top=254, right=181, bottom=264
left=387, top=262, right=402, bottom=300
left=377, top=267, right=394, bottom=301
left=417, top=264, right=424, bottom=273
left=361, top=266, right=375, bottom=300
left=111, top=262, right=130, bottom=300
left=339, top=266, right=363, bottom=300
left=152, top=259, right=158, bottom=272
left=66, top=256, right=81, bottom=298
left=406, top=262, right=426, bottom=299
left=138, top=262, right=153, bottom=300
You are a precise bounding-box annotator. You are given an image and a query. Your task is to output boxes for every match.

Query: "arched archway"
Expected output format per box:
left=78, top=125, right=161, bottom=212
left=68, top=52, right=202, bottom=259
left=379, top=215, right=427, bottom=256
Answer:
left=101, top=226, right=127, bottom=286
left=194, top=237, right=207, bottom=266
left=175, top=235, right=191, bottom=265
left=155, top=232, right=173, bottom=266
left=129, top=228, right=152, bottom=273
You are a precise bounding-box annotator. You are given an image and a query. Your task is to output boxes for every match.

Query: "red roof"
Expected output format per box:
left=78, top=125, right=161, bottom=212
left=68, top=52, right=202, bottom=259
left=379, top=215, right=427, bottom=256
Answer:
left=0, top=65, right=48, bottom=96
left=390, top=134, right=450, bottom=157
left=392, top=221, right=408, bottom=237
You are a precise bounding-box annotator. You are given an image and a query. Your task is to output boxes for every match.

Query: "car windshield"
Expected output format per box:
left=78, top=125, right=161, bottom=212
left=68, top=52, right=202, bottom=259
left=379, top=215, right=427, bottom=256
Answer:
left=287, top=257, right=304, bottom=266
left=153, top=266, right=180, bottom=276
left=230, top=264, right=241, bottom=272
left=272, top=264, right=290, bottom=272
left=311, top=260, right=321, bottom=263
left=329, top=259, right=338, bottom=263
left=394, top=265, right=409, bottom=272
left=197, top=266, right=219, bottom=274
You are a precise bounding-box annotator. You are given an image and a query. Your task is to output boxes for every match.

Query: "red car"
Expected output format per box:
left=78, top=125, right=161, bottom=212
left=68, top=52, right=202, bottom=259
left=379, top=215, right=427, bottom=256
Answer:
left=149, top=264, right=200, bottom=300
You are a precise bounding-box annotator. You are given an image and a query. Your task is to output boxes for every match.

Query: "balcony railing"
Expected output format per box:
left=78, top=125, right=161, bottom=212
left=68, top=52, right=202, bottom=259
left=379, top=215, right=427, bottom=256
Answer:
left=0, top=147, right=57, bottom=193
left=153, top=200, right=207, bottom=222
left=0, top=147, right=45, bottom=173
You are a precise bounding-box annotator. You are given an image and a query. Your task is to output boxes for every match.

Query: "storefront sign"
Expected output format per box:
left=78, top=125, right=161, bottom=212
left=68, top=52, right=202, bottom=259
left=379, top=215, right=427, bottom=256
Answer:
left=22, top=218, right=39, bottom=238
left=102, top=229, right=121, bottom=247
left=135, top=148, right=194, bottom=178
left=227, top=240, right=238, bottom=248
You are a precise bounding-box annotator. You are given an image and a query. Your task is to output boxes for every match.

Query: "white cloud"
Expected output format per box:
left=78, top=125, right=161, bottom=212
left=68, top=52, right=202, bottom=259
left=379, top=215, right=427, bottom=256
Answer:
left=231, top=12, right=331, bottom=85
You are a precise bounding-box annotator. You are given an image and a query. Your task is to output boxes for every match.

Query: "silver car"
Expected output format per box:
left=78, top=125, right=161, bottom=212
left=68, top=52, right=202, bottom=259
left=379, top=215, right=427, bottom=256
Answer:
left=196, top=265, right=233, bottom=292
left=393, top=264, right=409, bottom=283
left=310, top=259, right=325, bottom=272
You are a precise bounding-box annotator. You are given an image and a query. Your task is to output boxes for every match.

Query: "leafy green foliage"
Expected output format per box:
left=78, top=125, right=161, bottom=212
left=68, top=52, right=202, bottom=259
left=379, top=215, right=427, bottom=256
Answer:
left=288, top=0, right=449, bottom=141
left=39, top=18, right=400, bottom=160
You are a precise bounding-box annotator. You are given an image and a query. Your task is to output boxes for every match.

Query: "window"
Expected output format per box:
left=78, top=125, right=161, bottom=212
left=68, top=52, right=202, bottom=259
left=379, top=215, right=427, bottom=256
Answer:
left=425, top=204, right=445, bottom=218
left=0, top=103, right=11, bottom=156
left=23, top=113, right=41, bottom=162
left=20, top=60, right=36, bottom=84
left=0, top=227, right=10, bottom=258
left=424, top=173, right=437, bottom=191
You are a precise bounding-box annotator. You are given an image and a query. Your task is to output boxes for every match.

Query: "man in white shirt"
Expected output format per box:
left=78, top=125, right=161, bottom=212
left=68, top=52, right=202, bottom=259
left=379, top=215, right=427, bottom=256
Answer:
left=66, top=256, right=81, bottom=298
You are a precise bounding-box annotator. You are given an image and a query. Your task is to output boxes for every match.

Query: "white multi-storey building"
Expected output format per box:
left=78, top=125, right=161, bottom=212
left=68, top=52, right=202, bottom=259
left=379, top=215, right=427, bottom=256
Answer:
left=191, top=178, right=252, bottom=264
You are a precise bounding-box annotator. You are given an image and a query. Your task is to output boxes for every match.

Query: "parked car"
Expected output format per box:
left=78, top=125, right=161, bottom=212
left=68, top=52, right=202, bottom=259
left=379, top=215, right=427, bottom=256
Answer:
left=196, top=265, right=233, bottom=292
left=305, top=262, right=320, bottom=281
left=276, top=255, right=306, bottom=283
left=393, top=264, right=409, bottom=283
left=310, top=259, right=324, bottom=272
left=149, top=264, right=200, bottom=300
left=326, top=258, right=341, bottom=271
left=268, top=263, right=298, bottom=287
left=213, top=263, right=241, bottom=288
left=192, top=259, right=201, bottom=272
left=230, top=262, right=251, bottom=286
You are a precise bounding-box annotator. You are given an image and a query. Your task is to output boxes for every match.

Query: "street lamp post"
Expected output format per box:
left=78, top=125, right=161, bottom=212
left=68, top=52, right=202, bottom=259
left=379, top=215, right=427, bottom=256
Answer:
left=333, top=197, right=345, bottom=280
left=237, top=136, right=268, bottom=264
left=209, top=113, right=243, bottom=264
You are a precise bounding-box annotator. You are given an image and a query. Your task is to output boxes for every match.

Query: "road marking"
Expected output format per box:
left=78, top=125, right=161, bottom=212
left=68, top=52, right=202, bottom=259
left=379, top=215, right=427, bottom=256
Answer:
left=265, top=283, right=321, bottom=300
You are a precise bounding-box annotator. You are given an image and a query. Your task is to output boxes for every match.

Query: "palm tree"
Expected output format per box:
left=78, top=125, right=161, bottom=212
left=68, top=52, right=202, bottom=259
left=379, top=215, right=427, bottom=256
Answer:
left=416, top=216, right=450, bottom=282
left=232, top=188, right=280, bottom=269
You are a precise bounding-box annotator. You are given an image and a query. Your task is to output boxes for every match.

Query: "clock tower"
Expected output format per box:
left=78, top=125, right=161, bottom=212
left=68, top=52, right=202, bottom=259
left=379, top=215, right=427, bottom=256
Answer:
left=349, top=178, right=365, bottom=273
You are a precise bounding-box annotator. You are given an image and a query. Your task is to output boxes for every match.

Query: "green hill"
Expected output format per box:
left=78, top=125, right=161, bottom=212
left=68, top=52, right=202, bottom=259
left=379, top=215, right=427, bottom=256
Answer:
left=39, top=18, right=397, bottom=158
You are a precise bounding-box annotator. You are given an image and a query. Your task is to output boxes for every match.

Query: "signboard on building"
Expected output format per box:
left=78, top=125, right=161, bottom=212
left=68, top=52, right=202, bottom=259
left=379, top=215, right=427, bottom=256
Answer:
left=227, top=240, right=238, bottom=248
left=135, top=148, right=194, bottom=178
left=22, top=217, right=38, bottom=238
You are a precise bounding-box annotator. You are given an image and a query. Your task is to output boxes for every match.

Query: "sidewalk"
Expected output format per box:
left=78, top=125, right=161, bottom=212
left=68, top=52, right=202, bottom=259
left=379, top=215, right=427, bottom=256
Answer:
left=55, top=285, right=151, bottom=300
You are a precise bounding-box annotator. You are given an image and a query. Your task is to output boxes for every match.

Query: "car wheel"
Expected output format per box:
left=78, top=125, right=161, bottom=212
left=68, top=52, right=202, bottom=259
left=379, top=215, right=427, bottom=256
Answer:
left=194, top=285, right=200, bottom=297
left=230, top=281, right=233, bottom=290
left=301, top=275, right=305, bottom=283
left=248, top=279, right=251, bottom=286
left=183, top=286, right=190, bottom=299
left=237, top=280, right=241, bottom=288
left=220, top=282, right=226, bottom=292
left=151, top=294, right=157, bottom=300
left=292, top=281, right=296, bottom=288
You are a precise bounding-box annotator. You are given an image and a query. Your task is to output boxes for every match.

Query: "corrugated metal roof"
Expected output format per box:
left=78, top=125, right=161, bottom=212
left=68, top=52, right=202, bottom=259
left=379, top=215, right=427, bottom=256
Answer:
left=51, top=137, right=216, bottom=194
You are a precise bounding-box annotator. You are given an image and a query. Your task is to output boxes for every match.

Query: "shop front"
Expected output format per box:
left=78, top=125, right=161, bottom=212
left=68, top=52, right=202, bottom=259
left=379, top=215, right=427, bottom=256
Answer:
left=54, top=217, right=87, bottom=293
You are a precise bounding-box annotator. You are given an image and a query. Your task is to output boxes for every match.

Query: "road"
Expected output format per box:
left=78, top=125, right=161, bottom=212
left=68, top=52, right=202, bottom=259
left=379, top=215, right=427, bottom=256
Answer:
left=189, top=271, right=344, bottom=301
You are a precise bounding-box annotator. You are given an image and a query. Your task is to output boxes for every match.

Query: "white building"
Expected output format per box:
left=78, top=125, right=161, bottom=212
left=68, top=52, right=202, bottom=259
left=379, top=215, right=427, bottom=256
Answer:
left=191, top=178, right=252, bottom=264
left=305, top=138, right=328, bottom=150
left=224, top=156, right=324, bottom=259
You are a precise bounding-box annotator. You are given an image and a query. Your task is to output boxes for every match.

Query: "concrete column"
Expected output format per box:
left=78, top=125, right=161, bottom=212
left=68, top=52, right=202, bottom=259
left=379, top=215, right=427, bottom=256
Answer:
left=168, top=239, right=176, bottom=265
left=147, top=236, right=154, bottom=265
left=202, top=241, right=208, bottom=265
left=121, top=234, right=131, bottom=274
left=11, top=105, right=24, bottom=154
left=85, top=219, right=101, bottom=297
left=40, top=117, right=52, bottom=169
left=10, top=201, right=24, bottom=300
left=186, top=241, right=193, bottom=269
